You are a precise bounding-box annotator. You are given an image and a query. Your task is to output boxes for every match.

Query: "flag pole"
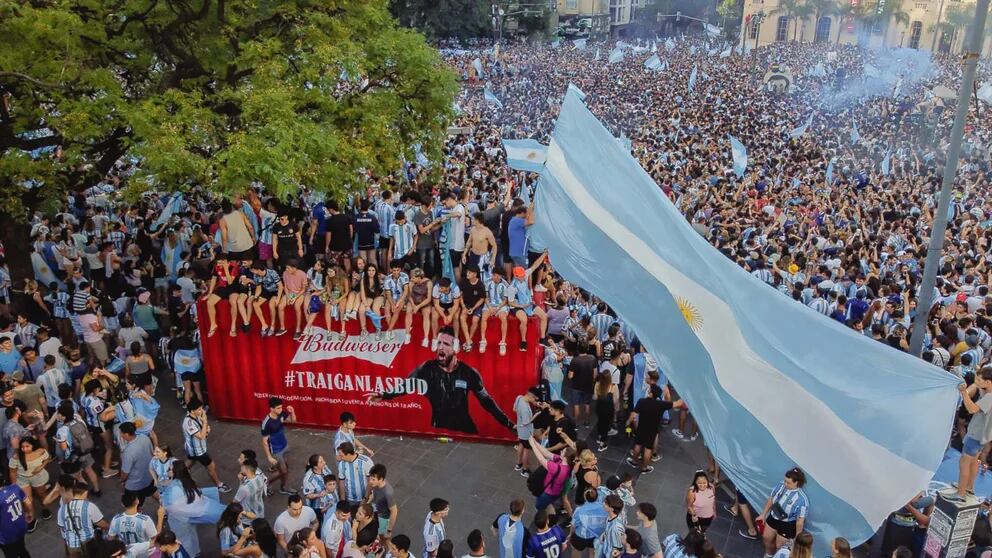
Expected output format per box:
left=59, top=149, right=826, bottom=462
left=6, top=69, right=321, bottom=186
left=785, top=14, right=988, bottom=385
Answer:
left=909, top=0, right=990, bottom=356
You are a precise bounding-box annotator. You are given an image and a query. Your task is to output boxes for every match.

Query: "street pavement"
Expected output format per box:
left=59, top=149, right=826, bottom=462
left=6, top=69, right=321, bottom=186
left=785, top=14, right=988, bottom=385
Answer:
left=23, top=383, right=766, bottom=558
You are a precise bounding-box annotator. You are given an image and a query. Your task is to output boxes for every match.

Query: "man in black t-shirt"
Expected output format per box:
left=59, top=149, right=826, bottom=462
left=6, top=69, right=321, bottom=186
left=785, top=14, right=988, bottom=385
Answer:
left=458, top=265, right=487, bottom=352
left=545, top=401, right=576, bottom=453
left=325, top=200, right=354, bottom=271
left=271, top=212, right=302, bottom=270
left=567, top=347, right=597, bottom=426
left=625, top=384, right=684, bottom=474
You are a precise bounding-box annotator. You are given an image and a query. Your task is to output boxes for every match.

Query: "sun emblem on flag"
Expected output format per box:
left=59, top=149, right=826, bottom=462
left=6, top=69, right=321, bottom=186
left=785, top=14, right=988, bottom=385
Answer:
left=526, top=151, right=537, bottom=160
left=676, top=296, right=703, bottom=331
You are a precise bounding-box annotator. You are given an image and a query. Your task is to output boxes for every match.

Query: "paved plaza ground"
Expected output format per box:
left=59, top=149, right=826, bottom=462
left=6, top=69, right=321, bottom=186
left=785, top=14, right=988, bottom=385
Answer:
left=23, top=383, right=766, bottom=558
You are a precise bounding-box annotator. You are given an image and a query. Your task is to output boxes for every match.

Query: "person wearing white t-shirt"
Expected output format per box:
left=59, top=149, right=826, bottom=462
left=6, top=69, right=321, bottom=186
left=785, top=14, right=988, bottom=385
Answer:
left=273, top=495, right=318, bottom=552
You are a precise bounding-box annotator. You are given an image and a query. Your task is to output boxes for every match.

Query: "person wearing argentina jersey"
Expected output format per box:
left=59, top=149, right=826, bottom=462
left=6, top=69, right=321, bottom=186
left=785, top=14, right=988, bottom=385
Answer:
left=334, top=412, right=376, bottom=459
left=756, top=467, right=810, bottom=557
left=375, top=191, right=397, bottom=270
left=181, top=399, right=230, bottom=493
left=383, top=261, right=411, bottom=342
left=58, top=480, right=109, bottom=554
left=423, top=498, right=450, bottom=558
left=596, top=495, right=625, bottom=558
left=108, top=492, right=157, bottom=546
left=336, top=441, right=374, bottom=507
left=301, top=454, right=336, bottom=522
left=431, top=278, right=462, bottom=352
left=234, top=457, right=268, bottom=526
left=480, top=267, right=511, bottom=356
left=388, top=212, right=418, bottom=268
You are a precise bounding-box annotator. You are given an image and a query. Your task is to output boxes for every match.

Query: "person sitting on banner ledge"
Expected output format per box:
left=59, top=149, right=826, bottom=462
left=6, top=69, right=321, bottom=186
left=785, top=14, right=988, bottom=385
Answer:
left=431, top=278, right=462, bottom=352
left=368, top=326, right=514, bottom=435
left=507, top=252, right=550, bottom=353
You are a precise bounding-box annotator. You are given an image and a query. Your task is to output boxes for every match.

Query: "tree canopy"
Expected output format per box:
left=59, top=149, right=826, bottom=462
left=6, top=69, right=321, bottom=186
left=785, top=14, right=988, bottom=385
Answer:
left=0, top=0, right=458, bottom=219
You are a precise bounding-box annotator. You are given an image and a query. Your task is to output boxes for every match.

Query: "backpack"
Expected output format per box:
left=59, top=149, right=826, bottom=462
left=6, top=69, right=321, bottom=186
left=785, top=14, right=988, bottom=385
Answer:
left=527, top=467, right=548, bottom=497
left=67, top=420, right=95, bottom=456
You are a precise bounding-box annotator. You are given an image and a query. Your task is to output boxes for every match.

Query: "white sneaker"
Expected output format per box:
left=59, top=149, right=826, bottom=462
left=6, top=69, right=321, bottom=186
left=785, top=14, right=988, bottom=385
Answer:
left=403, top=332, right=411, bottom=344
left=479, top=341, right=488, bottom=353
left=431, top=337, right=439, bottom=351
left=421, top=337, right=429, bottom=348
left=454, top=339, right=460, bottom=352
left=463, top=342, right=473, bottom=352
left=387, top=331, right=396, bottom=341
left=499, top=342, right=507, bottom=356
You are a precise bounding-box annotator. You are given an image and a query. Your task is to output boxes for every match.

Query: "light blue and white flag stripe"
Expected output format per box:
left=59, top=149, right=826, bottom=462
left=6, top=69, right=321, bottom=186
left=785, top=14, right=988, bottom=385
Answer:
left=789, top=113, right=814, bottom=139
left=687, top=65, right=698, bottom=93
left=881, top=148, right=892, bottom=176
left=472, top=57, right=484, bottom=78
left=502, top=139, right=548, bottom=173
left=608, top=47, right=624, bottom=64
left=531, top=89, right=958, bottom=554
left=594, top=48, right=601, bottom=61
left=826, top=158, right=835, bottom=185
left=665, top=38, right=675, bottom=51
left=484, top=86, right=503, bottom=109
left=644, top=54, right=663, bottom=71
left=850, top=120, right=860, bottom=144
left=729, top=135, right=747, bottom=178
left=152, top=192, right=185, bottom=231
left=566, top=83, right=587, bottom=102
left=573, top=38, right=587, bottom=50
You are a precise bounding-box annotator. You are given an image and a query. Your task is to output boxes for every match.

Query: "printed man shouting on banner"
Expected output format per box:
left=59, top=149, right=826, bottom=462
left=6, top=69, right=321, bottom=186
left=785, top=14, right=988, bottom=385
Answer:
left=368, top=326, right=514, bottom=435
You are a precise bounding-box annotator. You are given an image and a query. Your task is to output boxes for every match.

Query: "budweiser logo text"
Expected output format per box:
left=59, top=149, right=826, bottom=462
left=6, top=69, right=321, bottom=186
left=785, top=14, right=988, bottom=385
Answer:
left=291, top=328, right=406, bottom=367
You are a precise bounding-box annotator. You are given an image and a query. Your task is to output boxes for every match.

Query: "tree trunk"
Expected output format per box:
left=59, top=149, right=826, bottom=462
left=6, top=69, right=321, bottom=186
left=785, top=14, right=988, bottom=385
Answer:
left=0, top=212, right=33, bottom=291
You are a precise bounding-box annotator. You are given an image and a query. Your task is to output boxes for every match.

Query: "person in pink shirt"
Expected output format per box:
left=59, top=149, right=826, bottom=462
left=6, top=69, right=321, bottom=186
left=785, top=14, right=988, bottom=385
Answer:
left=686, top=471, right=716, bottom=533
left=528, top=435, right=569, bottom=514
left=279, top=259, right=308, bottom=339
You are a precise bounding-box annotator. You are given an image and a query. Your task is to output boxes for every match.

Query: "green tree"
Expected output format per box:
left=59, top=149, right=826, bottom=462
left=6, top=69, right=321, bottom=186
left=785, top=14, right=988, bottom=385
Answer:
left=390, top=0, right=493, bottom=40
left=932, top=3, right=973, bottom=53
left=0, top=0, right=457, bottom=281
left=717, top=0, right=743, bottom=40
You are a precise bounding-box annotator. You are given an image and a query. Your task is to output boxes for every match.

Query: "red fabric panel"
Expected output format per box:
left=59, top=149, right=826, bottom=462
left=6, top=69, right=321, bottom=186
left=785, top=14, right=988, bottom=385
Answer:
left=197, top=301, right=542, bottom=442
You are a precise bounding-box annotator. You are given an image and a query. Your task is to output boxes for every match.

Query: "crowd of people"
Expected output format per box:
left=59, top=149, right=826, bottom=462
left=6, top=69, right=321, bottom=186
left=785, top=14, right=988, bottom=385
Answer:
left=0, top=18, right=990, bottom=558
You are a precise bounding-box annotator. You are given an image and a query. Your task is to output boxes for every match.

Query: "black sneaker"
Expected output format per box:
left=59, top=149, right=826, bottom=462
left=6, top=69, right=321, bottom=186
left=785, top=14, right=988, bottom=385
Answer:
left=41, top=508, right=52, bottom=521
left=279, top=488, right=297, bottom=496
left=26, top=519, right=36, bottom=533
left=520, top=341, right=527, bottom=351
left=640, top=466, right=654, bottom=474
left=738, top=528, right=758, bottom=540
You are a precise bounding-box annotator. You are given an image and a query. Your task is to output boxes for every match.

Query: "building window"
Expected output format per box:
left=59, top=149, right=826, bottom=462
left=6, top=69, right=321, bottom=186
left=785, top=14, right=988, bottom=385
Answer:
left=750, top=18, right=760, bottom=38
left=566, top=0, right=577, bottom=8
left=815, top=16, right=832, bottom=42
left=909, top=20, right=922, bottom=48
left=775, top=15, right=789, bottom=41
left=914, top=2, right=927, bottom=8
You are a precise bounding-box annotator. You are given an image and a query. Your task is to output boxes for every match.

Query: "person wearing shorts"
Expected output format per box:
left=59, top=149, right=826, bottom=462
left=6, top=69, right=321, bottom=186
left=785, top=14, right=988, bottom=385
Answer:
left=479, top=268, right=510, bottom=355
left=571, top=488, right=607, bottom=554
left=250, top=262, right=284, bottom=336
left=458, top=265, right=487, bottom=352
left=955, top=369, right=992, bottom=501
left=757, top=467, right=809, bottom=555
left=430, top=278, right=461, bottom=351
left=182, top=399, right=230, bottom=493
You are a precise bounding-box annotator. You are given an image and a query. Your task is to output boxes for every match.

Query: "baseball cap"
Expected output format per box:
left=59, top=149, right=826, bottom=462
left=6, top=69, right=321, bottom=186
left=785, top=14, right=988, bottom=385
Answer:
left=957, top=293, right=969, bottom=303
left=513, top=266, right=526, bottom=279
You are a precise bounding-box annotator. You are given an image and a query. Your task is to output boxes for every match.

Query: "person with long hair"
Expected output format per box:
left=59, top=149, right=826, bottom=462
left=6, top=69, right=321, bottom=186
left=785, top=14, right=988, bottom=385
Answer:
left=163, top=461, right=224, bottom=557
left=830, top=538, right=852, bottom=558
left=302, top=260, right=326, bottom=336
left=230, top=517, right=279, bottom=558
left=593, top=371, right=619, bottom=452
left=9, top=436, right=53, bottom=520
left=573, top=449, right=601, bottom=506
left=661, top=529, right=706, bottom=558
left=358, top=263, right=385, bottom=338
left=436, top=539, right=455, bottom=558
left=287, top=526, right=326, bottom=558
left=757, top=467, right=810, bottom=557
left=202, top=253, right=241, bottom=338
left=342, top=256, right=367, bottom=325
left=217, top=501, right=246, bottom=555
left=406, top=268, right=433, bottom=347
left=323, top=266, right=350, bottom=338
left=774, top=531, right=813, bottom=558
left=686, top=471, right=716, bottom=533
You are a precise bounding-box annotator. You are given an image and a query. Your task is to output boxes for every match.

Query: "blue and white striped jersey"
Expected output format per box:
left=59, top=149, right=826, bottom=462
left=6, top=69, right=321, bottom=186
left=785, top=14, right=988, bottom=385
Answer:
left=423, top=513, right=446, bottom=558
left=661, top=534, right=692, bottom=558
left=108, top=511, right=156, bottom=545
left=149, top=457, right=175, bottom=489
left=596, top=516, right=625, bottom=558
left=807, top=297, right=830, bottom=315
left=81, top=395, right=106, bottom=428
left=383, top=273, right=411, bottom=302
left=234, top=473, right=267, bottom=521
left=768, top=481, right=810, bottom=522
left=375, top=201, right=396, bottom=236
left=333, top=428, right=355, bottom=452
left=38, top=367, right=68, bottom=409
left=337, top=454, right=373, bottom=503
left=589, top=313, right=614, bottom=342
left=390, top=223, right=417, bottom=258
left=486, top=279, right=508, bottom=307
left=752, top=268, right=774, bottom=285
left=432, top=284, right=461, bottom=305
left=302, top=465, right=336, bottom=511
left=58, top=499, right=103, bottom=548
left=182, top=414, right=208, bottom=457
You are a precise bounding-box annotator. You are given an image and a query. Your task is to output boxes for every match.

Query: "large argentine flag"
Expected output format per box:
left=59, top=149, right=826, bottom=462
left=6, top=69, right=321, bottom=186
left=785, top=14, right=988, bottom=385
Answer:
left=502, top=139, right=548, bottom=173
left=531, top=89, right=959, bottom=552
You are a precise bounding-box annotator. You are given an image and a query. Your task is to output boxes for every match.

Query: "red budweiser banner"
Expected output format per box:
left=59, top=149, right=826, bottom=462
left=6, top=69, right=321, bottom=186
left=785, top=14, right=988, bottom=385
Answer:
left=198, top=302, right=542, bottom=442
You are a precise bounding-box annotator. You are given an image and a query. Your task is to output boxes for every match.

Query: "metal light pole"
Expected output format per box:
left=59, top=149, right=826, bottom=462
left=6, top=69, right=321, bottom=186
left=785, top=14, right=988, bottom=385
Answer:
left=909, top=0, right=991, bottom=356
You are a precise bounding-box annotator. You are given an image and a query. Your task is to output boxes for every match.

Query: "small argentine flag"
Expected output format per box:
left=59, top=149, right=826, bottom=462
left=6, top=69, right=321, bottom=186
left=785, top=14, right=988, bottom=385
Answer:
left=608, top=47, right=624, bottom=64
left=850, top=120, right=860, bottom=145
left=573, top=38, right=587, bottom=50
left=567, top=83, right=587, bottom=102
left=688, top=64, right=698, bottom=93
left=978, top=82, right=992, bottom=105
left=644, top=54, right=662, bottom=71
left=729, top=135, right=747, bottom=178
left=484, top=86, right=503, bottom=109
left=472, top=57, right=484, bottom=78
left=665, top=38, right=675, bottom=51
left=502, top=139, right=548, bottom=173
left=789, top=113, right=814, bottom=139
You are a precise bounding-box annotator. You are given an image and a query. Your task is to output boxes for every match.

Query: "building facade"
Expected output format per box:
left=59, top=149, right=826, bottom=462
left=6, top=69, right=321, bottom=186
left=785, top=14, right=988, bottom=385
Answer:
left=557, top=0, right=612, bottom=37
left=739, top=0, right=992, bottom=55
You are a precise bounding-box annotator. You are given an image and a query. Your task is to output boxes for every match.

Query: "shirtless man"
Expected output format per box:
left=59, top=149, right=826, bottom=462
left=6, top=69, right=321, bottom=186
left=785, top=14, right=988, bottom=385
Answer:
left=461, top=213, right=498, bottom=281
